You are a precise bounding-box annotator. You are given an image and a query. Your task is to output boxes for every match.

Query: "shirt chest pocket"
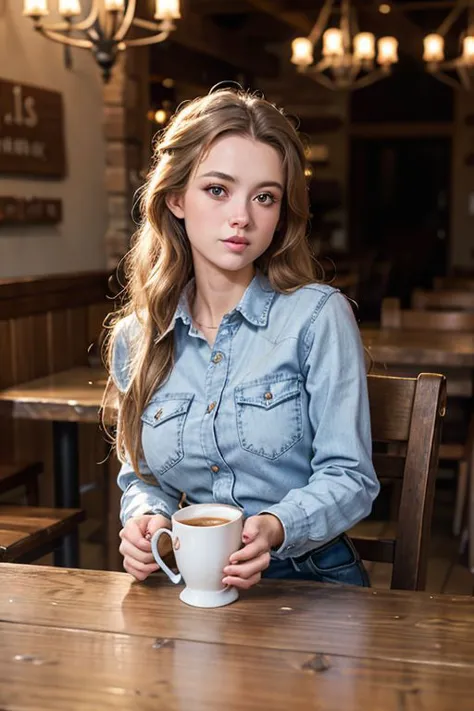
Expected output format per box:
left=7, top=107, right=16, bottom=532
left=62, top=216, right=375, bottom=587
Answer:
left=141, top=393, right=194, bottom=476
left=235, top=375, right=303, bottom=460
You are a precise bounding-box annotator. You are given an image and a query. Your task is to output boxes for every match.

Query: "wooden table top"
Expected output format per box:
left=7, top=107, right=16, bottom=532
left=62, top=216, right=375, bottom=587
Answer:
left=362, top=327, right=474, bottom=367
left=1, top=563, right=474, bottom=710
left=0, top=367, right=107, bottom=423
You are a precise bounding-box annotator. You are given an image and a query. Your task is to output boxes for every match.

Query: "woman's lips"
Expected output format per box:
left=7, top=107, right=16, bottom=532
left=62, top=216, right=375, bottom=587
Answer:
left=222, top=237, right=249, bottom=253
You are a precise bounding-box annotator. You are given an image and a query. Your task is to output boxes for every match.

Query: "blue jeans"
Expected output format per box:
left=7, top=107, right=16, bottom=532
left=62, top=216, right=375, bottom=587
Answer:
left=263, top=534, right=370, bottom=587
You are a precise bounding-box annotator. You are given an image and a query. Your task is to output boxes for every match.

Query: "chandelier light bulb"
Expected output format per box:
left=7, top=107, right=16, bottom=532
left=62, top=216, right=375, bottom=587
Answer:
left=323, top=28, right=344, bottom=57
left=377, top=36, right=398, bottom=65
left=23, top=0, right=49, bottom=16
left=462, top=35, right=474, bottom=65
left=59, top=0, right=81, bottom=17
left=423, top=34, right=444, bottom=62
left=155, top=0, right=181, bottom=20
left=291, top=37, right=313, bottom=66
left=353, top=32, right=375, bottom=61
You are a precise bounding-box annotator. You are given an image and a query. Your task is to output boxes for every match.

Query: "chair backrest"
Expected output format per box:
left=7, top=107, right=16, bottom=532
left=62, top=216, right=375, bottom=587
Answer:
left=352, top=373, right=446, bottom=590
left=412, top=288, right=474, bottom=312
left=382, top=297, right=474, bottom=332
left=434, top=276, right=474, bottom=292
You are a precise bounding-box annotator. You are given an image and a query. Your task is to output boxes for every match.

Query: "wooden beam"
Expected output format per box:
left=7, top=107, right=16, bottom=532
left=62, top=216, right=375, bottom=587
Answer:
left=170, top=9, right=279, bottom=77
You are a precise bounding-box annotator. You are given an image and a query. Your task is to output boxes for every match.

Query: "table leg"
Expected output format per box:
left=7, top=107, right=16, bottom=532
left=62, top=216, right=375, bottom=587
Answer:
left=53, top=421, right=80, bottom=568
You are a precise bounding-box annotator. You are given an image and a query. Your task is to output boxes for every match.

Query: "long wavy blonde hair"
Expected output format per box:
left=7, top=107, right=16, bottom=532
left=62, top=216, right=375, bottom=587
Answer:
left=103, top=88, right=322, bottom=477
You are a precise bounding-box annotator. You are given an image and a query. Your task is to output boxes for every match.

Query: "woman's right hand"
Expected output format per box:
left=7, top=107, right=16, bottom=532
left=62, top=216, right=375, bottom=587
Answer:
left=119, top=513, right=171, bottom=581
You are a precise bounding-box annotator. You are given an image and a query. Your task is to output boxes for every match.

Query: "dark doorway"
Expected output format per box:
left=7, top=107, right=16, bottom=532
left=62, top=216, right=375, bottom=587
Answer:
left=349, top=136, right=451, bottom=308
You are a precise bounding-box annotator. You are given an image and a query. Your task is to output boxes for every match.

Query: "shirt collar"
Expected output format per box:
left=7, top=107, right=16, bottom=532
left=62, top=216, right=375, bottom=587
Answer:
left=172, top=271, right=275, bottom=331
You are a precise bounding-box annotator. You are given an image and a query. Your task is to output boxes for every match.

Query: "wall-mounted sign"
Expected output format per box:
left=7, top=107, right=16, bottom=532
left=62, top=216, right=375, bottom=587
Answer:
left=0, top=79, right=66, bottom=178
left=0, top=196, right=62, bottom=225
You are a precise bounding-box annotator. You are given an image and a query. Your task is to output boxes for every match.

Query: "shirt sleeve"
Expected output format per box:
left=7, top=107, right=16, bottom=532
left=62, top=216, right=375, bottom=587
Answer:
left=260, top=291, right=380, bottom=559
left=111, top=316, right=181, bottom=526
left=117, top=458, right=181, bottom=526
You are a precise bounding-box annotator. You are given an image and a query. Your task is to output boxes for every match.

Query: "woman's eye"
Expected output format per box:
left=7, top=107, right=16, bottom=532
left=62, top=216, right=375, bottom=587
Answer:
left=207, top=185, right=225, bottom=198
left=255, top=193, right=276, bottom=205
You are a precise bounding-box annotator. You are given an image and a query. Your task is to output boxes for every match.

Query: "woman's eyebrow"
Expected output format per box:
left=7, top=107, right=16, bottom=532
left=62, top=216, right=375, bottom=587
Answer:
left=199, top=170, right=283, bottom=191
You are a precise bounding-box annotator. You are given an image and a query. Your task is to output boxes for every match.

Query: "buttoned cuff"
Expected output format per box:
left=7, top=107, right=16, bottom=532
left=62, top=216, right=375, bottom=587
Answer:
left=259, top=501, right=310, bottom=560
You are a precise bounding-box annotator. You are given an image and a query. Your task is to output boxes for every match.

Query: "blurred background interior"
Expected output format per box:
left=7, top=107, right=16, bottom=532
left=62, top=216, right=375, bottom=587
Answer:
left=1, top=0, right=474, bottom=594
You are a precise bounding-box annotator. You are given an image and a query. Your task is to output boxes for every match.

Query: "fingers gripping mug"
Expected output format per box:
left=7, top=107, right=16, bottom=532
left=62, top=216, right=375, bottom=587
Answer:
left=151, top=503, right=243, bottom=608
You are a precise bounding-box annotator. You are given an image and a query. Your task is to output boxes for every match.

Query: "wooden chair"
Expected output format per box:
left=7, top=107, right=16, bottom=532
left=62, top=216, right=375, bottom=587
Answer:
left=413, top=288, right=474, bottom=312
left=351, top=372, right=446, bottom=591
left=380, top=298, right=474, bottom=541
left=0, top=505, right=85, bottom=563
left=0, top=462, right=42, bottom=506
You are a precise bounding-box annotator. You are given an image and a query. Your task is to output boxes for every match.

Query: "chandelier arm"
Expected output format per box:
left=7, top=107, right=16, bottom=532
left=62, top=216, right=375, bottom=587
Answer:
left=122, top=30, right=171, bottom=47
left=309, top=0, right=335, bottom=45
left=351, top=68, right=391, bottom=90
left=341, top=0, right=351, bottom=52
left=436, top=0, right=466, bottom=35
left=433, top=70, right=463, bottom=89
left=309, top=72, right=339, bottom=90
left=438, top=57, right=463, bottom=69
left=457, top=64, right=471, bottom=90
left=36, top=27, right=93, bottom=50
left=312, top=56, right=333, bottom=72
left=349, top=60, right=362, bottom=80
left=351, top=5, right=359, bottom=36
left=114, top=0, right=137, bottom=42
left=468, top=4, right=474, bottom=33
left=131, top=17, right=173, bottom=32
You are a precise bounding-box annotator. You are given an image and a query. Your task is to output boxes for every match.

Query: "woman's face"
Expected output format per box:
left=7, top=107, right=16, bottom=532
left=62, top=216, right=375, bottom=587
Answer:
left=167, top=134, right=285, bottom=275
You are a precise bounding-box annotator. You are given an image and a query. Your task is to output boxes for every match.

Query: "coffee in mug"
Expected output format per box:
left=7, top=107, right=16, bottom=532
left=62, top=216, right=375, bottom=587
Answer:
left=182, top=516, right=230, bottom=527
left=150, top=503, right=243, bottom=608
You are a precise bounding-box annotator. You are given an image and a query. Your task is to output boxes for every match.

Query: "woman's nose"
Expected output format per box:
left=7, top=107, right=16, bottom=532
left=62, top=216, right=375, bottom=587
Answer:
left=229, top=209, right=250, bottom=230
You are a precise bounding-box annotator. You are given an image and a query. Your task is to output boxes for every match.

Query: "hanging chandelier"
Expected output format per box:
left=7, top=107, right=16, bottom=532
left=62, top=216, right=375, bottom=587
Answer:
left=423, top=0, right=474, bottom=90
left=290, top=0, right=398, bottom=91
left=23, top=1, right=181, bottom=82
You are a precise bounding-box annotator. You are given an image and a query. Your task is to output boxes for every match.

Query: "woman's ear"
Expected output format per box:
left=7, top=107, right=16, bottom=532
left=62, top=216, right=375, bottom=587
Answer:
left=166, top=193, right=185, bottom=219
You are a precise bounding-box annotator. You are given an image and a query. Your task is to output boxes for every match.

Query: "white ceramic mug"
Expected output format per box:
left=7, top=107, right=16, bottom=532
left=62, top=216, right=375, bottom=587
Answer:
left=150, top=503, right=243, bottom=608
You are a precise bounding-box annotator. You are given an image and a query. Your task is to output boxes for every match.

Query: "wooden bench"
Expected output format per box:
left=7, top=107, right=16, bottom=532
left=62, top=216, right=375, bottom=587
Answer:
left=0, top=505, right=85, bottom=563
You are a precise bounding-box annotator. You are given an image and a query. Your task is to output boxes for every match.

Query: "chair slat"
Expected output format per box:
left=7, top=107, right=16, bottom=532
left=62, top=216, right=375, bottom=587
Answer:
left=368, top=375, right=416, bottom=441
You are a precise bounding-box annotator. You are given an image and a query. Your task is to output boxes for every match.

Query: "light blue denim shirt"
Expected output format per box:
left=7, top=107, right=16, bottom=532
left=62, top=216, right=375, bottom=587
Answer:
left=112, top=273, right=380, bottom=560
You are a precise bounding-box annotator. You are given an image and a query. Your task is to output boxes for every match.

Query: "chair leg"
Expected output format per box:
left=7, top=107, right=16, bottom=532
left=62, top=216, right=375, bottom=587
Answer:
left=453, top=461, right=468, bottom=537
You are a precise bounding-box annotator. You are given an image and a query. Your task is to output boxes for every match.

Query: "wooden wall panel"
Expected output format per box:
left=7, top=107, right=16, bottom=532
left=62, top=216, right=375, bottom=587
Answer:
left=68, top=308, right=89, bottom=367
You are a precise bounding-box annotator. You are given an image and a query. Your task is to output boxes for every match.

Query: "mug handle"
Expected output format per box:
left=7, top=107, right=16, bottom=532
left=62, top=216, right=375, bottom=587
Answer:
left=150, top=529, right=182, bottom=585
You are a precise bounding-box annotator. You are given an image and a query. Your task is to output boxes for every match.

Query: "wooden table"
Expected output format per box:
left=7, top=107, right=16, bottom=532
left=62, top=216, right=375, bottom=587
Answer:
left=361, top=328, right=474, bottom=368
left=0, top=368, right=107, bottom=567
left=2, top=563, right=474, bottom=710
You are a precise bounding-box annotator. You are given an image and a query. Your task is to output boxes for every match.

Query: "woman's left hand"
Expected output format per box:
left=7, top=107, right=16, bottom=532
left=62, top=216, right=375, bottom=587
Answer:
left=222, top=514, right=284, bottom=590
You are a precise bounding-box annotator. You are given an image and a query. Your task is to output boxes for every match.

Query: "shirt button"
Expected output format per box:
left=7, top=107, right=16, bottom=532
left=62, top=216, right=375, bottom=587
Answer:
left=210, top=465, right=220, bottom=473
left=212, top=352, right=223, bottom=364
left=264, top=391, right=273, bottom=401
left=207, top=402, right=216, bottom=413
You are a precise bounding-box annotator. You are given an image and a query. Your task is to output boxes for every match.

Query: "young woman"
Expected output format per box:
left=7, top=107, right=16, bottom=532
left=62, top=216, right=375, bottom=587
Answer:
left=104, top=89, right=379, bottom=590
